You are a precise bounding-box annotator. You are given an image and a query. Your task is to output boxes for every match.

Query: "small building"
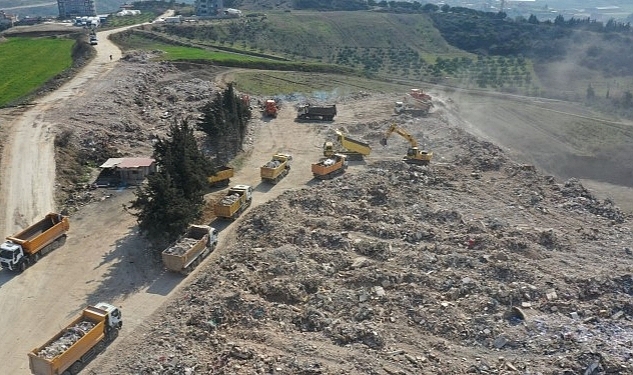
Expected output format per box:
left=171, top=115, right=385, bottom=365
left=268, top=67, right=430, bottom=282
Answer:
left=0, top=10, right=18, bottom=28
left=97, top=157, right=156, bottom=186
left=164, top=15, right=182, bottom=23
left=223, top=8, right=242, bottom=18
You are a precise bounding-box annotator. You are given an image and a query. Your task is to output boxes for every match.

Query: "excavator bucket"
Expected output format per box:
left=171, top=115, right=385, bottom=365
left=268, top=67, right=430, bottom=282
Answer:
left=380, top=138, right=388, bottom=146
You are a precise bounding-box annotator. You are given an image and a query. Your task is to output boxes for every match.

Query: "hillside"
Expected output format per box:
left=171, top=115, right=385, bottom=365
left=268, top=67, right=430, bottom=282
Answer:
left=77, top=79, right=633, bottom=373
left=2, top=7, right=633, bottom=375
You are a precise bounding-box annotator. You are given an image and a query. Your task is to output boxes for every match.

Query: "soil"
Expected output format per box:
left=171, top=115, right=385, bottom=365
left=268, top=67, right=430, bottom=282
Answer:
left=1, top=22, right=633, bottom=375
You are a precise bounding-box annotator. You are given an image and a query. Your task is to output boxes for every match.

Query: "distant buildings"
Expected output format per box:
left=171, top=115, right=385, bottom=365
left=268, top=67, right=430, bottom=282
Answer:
left=57, top=0, right=97, bottom=18
left=0, top=10, right=18, bottom=28
left=195, top=0, right=223, bottom=17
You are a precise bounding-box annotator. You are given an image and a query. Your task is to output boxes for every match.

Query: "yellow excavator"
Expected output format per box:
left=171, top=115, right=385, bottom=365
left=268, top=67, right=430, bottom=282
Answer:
left=380, top=123, right=433, bottom=165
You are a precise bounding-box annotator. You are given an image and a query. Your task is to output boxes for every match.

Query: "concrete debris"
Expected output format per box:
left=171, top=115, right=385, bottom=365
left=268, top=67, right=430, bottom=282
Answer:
left=162, top=237, right=199, bottom=256
left=38, top=320, right=96, bottom=359
left=221, top=194, right=240, bottom=205
left=50, top=61, right=633, bottom=374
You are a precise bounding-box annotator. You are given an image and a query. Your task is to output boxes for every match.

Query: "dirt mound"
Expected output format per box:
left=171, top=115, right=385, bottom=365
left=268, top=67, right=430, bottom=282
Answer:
left=96, top=133, right=633, bottom=374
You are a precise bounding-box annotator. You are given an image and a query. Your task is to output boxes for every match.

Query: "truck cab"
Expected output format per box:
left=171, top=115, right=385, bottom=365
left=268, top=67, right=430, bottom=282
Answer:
left=0, top=241, right=26, bottom=271
left=208, top=227, right=218, bottom=248
left=94, top=302, right=123, bottom=330
left=230, top=184, right=253, bottom=201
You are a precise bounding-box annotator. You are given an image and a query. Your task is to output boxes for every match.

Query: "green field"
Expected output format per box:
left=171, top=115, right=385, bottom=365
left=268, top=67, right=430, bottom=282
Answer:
left=0, top=37, right=74, bottom=107
left=111, top=32, right=357, bottom=74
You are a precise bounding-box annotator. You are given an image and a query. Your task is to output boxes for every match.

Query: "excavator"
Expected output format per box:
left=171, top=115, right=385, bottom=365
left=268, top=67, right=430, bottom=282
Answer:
left=380, top=123, right=433, bottom=165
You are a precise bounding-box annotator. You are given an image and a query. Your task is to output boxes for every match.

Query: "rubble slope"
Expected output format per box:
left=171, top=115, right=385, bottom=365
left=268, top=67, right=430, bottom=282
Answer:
left=97, top=124, right=633, bottom=374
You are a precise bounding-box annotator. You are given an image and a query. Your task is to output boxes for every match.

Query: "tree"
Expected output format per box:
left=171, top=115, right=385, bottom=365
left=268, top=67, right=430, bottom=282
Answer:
left=129, top=118, right=214, bottom=246
left=198, top=83, right=251, bottom=161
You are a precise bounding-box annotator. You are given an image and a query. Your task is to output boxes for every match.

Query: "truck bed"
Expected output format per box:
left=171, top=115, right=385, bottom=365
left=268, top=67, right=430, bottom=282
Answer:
left=208, top=166, right=234, bottom=186
left=340, top=137, right=371, bottom=156
left=162, top=226, right=210, bottom=272
left=29, top=306, right=107, bottom=375
left=12, top=214, right=61, bottom=241
left=214, top=193, right=243, bottom=218
left=312, top=158, right=343, bottom=176
left=7, top=213, right=69, bottom=255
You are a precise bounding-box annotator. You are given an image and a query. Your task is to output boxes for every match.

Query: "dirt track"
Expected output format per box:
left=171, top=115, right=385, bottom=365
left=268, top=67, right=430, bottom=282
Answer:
left=1, top=20, right=633, bottom=375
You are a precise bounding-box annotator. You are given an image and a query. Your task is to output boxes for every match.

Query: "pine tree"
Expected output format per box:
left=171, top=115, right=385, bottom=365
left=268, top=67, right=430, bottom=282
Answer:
left=129, top=118, right=214, bottom=247
left=198, top=83, right=252, bottom=161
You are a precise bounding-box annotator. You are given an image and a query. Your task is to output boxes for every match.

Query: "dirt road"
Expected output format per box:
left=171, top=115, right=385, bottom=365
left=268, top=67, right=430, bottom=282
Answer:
left=0, top=20, right=168, bottom=375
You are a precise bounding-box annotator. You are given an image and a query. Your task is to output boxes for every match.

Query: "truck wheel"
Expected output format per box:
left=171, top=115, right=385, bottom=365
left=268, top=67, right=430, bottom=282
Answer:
left=108, top=328, right=119, bottom=341
left=62, top=371, right=72, bottom=375
left=34, top=253, right=41, bottom=263
left=19, top=262, right=26, bottom=272
left=69, top=361, right=83, bottom=375
left=95, top=340, right=106, bottom=353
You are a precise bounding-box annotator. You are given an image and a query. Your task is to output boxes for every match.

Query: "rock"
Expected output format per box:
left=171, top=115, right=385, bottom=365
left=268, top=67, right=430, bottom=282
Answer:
left=546, top=289, right=558, bottom=300
left=493, top=336, right=508, bottom=349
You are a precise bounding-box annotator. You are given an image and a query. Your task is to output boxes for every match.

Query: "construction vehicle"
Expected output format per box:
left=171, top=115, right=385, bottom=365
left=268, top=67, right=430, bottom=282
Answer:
left=311, top=154, right=348, bottom=180
left=262, top=99, right=279, bottom=118
left=323, top=130, right=371, bottom=161
left=296, top=104, right=337, bottom=121
left=214, top=184, right=253, bottom=220
left=28, top=302, right=122, bottom=375
left=162, top=225, right=218, bottom=274
left=0, top=213, right=69, bottom=272
left=261, top=153, right=292, bottom=184
left=394, top=89, right=433, bottom=116
left=208, top=165, right=234, bottom=187
left=380, top=123, right=433, bottom=165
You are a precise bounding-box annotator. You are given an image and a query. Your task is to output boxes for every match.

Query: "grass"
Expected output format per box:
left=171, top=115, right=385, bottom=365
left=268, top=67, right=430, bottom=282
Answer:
left=229, top=71, right=411, bottom=97
left=0, top=37, right=74, bottom=107
left=111, top=32, right=358, bottom=75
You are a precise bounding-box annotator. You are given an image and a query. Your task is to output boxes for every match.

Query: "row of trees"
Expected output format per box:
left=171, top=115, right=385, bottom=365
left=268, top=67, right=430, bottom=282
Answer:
left=129, top=84, right=251, bottom=246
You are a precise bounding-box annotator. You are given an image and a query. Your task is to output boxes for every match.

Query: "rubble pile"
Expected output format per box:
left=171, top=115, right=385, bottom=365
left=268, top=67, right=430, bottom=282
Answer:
left=47, top=57, right=229, bottom=210
left=37, top=320, right=96, bottom=359
left=163, top=237, right=200, bottom=256
left=264, top=160, right=281, bottom=168
left=221, top=194, right=241, bottom=206
left=101, top=135, right=633, bottom=373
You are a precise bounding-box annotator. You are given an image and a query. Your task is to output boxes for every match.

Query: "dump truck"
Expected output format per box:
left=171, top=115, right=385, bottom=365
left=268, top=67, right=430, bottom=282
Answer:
left=28, top=302, right=122, bottom=375
left=296, top=104, right=337, bottom=121
left=261, top=153, right=292, bottom=184
left=323, top=130, right=372, bottom=161
left=214, top=185, right=253, bottom=220
left=208, top=165, right=234, bottom=187
left=394, top=89, right=433, bottom=116
left=0, top=213, right=69, bottom=272
left=262, top=99, right=279, bottom=118
left=312, top=154, right=348, bottom=180
left=162, top=225, right=218, bottom=274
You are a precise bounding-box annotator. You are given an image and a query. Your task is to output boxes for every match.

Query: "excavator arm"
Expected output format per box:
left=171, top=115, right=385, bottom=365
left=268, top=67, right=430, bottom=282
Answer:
left=380, top=124, right=418, bottom=148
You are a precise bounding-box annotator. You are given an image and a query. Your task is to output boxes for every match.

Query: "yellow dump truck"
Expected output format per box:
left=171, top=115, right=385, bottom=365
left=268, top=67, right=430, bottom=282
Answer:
left=208, top=165, right=234, bottom=187
left=0, top=213, right=69, bottom=272
left=214, top=185, right=253, bottom=220
left=162, top=225, right=218, bottom=274
left=28, top=302, right=122, bottom=375
left=323, top=130, right=372, bottom=161
left=311, top=154, right=348, bottom=180
left=260, top=153, right=293, bottom=184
